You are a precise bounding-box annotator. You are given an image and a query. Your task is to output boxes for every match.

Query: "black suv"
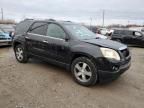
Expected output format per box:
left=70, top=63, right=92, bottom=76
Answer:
left=111, top=29, right=144, bottom=47
left=13, top=19, right=131, bottom=86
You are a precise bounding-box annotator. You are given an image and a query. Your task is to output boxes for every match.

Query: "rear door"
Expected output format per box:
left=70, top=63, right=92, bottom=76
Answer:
left=132, top=31, right=144, bottom=46
left=123, top=31, right=133, bottom=44
left=26, top=22, right=48, bottom=56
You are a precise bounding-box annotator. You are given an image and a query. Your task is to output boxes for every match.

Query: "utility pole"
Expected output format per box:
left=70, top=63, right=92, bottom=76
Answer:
left=90, top=17, right=92, bottom=30
left=128, top=20, right=130, bottom=25
left=102, top=10, right=105, bottom=27
left=1, top=8, right=4, bottom=20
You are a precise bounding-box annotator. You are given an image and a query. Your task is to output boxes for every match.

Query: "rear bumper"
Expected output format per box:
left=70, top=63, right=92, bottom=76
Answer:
left=97, top=57, right=131, bottom=83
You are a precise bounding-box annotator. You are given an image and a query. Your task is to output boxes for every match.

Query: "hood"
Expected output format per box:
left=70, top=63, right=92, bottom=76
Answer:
left=82, top=39, right=127, bottom=50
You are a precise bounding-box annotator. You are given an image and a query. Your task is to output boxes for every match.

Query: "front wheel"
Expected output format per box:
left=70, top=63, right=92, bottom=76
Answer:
left=71, top=57, right=98, bottom=86
left=14, top=44, right=29, bottom=63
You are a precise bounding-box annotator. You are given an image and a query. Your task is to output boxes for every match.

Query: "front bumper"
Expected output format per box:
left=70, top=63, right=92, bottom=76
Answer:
left=0, top=40, right=12, bottom=46
left=96, top=57, right=131, bottom=83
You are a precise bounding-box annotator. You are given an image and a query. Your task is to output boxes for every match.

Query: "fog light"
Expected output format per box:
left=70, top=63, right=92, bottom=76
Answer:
left=112, top=66, right=119, bottom=71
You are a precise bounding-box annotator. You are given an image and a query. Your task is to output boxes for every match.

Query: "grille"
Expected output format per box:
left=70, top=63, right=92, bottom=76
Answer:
left=120, top=48, right=130, bottom=58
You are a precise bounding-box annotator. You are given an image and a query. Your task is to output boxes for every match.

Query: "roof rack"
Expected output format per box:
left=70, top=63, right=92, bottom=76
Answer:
left=24, top=18, right=34, bottom=21
left=65, top=21, right=72, bottom=22
left=44, top=19, right=56, bottom=21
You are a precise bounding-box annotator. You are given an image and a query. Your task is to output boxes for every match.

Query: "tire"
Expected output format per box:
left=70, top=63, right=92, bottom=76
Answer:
left=14, top=44, right=29, bottom=63
left=71, top=57, right=98, bottom=86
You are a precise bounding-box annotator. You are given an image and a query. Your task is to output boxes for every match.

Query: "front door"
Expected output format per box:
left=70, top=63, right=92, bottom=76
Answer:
left=123, top=31, right=133, bottom=44
left=43, top=23, right=70, bottom=64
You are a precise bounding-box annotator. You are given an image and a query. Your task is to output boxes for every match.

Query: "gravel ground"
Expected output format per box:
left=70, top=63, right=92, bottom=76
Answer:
left=0, top=46, right=144, bottom=108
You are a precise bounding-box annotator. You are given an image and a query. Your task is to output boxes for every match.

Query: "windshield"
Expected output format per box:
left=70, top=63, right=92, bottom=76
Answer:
left=64, top=24, right=96, bottom=40
left=0, top=34, right=5, bottom=39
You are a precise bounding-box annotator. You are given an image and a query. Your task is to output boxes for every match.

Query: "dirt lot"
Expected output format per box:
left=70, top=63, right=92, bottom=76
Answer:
left=0, top=47, right=144, bottom=108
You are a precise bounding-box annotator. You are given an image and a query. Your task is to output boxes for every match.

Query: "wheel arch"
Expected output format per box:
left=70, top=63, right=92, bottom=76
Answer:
left=13, top=41, right=22, bottom=49
left=71, top=52, right=95, bottom=64
left=13, top=40, right=25, bottom=50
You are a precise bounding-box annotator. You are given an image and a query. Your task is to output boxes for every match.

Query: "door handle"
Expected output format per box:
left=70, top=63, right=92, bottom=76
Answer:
left=43, top=40, right=49, bottom=43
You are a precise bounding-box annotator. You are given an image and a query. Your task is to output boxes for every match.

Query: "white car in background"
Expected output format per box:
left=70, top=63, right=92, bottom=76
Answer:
left=96, top=33, right=108, bottom=39
left=98, top=28, right=114, bottom=36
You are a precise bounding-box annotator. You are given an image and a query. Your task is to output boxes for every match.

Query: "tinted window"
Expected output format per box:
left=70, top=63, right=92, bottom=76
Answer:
left=16, top=20, right=33, bottom=35
left=120, top=31, right=125, bottom=34
left=113, top=30, right=120, bottom=34
left=124, top=31, right=133, bottom=35
left=30, top=22, right=48, bottom=35
left=47, top=24, right=66, bottom=39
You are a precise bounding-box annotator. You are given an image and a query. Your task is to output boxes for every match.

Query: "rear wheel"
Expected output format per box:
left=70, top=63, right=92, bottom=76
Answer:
left=71, top=57, right=98, bottom=86
left=14, top=44, right=29, bottom=63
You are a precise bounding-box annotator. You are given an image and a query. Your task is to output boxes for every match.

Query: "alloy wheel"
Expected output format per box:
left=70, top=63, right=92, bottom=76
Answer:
left=74, top=62, right=92, bottom=82
left=16, top=47, right=24, bottom=61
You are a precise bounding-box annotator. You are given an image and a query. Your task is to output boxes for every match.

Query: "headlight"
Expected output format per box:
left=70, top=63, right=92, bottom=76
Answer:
left=100, top=47, right=120, bottom=61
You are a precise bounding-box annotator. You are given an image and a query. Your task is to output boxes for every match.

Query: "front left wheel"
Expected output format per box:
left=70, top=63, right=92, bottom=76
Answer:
left=14, top=44, right=29, bottom=63
left=71, top=57, right=98, bottom=86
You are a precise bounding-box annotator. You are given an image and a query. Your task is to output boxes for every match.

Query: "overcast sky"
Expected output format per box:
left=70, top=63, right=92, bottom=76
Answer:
left=0, top=0, right=144, bottom=25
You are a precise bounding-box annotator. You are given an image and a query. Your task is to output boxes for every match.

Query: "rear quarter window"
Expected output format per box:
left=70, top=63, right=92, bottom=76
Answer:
left=15, top=20, right=33, bottom=35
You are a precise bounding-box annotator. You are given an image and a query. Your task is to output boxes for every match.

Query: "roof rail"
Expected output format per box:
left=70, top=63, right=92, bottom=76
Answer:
left=65, top=21, right=72, bottom=22
left=45, top=19, right=56, bottom=21
left=24, top=18, right=34, bottom=21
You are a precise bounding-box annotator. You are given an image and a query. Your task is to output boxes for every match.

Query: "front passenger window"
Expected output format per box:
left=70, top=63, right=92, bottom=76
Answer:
left=47, top=24, right=66, bottom=39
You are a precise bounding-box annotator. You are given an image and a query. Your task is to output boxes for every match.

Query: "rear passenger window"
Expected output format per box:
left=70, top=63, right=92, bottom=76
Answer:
left=47, top=24, right=66, bottom=39
left=125, top=31, right=133, bottom=35
left=120, top=31, right=125, bottom=35
left=30, top=22, right=48, bottom=35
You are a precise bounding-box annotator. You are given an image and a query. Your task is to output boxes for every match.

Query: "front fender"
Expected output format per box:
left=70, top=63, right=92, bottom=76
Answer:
left=71, top=44, right=103, bottom=59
